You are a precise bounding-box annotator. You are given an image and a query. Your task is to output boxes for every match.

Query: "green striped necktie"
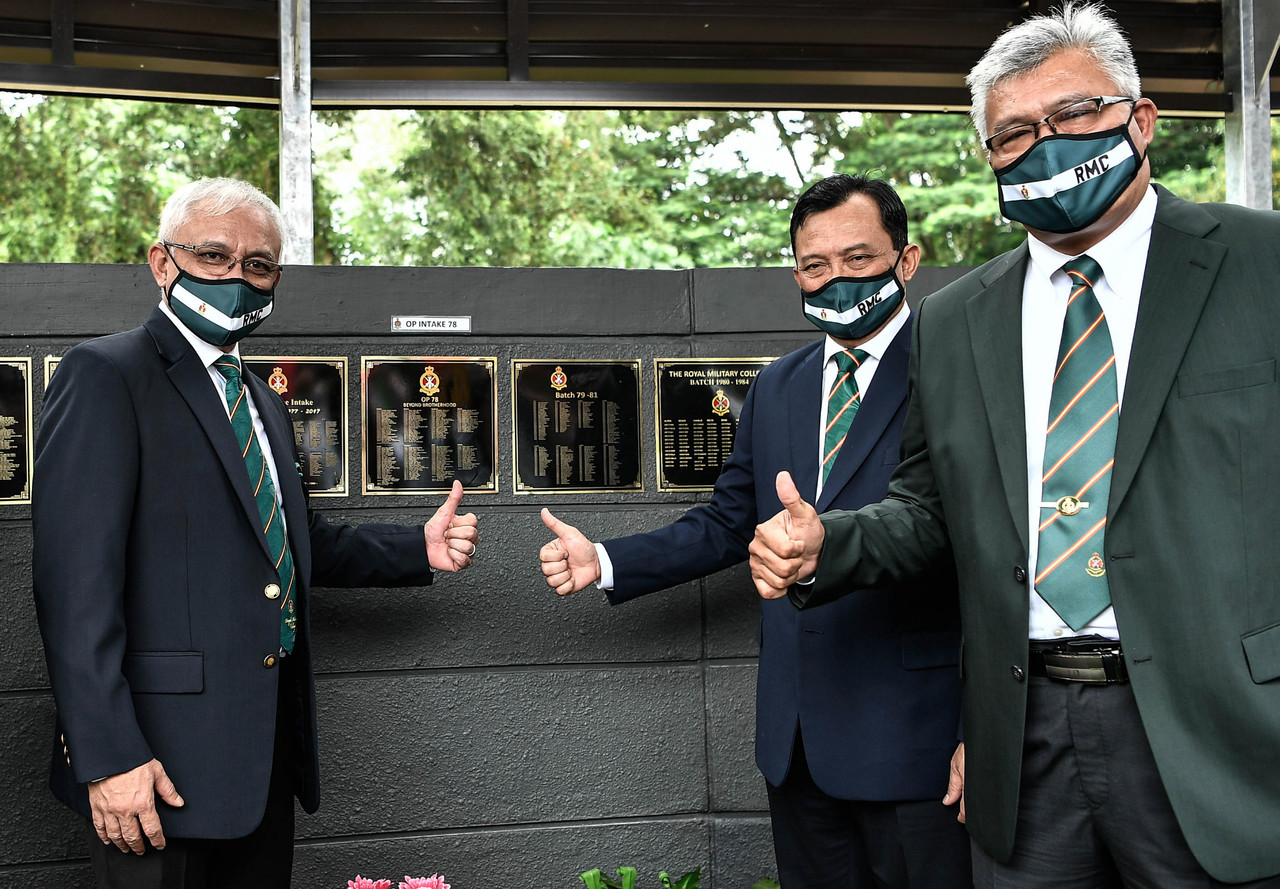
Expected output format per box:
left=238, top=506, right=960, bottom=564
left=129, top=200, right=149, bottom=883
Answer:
left=1034, top=255, right=1117, bottom=630
left=214, top=356, right=297, bottom=653
left=822, top=348, right=868, bottom=483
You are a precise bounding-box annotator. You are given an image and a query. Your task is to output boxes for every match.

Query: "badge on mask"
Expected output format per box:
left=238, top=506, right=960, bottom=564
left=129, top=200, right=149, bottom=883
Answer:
left=801, top=261, right=905, bottom=342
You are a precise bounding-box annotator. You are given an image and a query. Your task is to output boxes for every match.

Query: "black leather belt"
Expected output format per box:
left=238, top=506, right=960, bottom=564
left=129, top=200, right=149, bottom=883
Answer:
left=1028, top=636, right=1128, bottom=684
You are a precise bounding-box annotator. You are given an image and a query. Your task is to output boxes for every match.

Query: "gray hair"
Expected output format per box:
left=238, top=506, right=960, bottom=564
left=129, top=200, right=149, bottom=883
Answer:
left=966, top=2, right=1142, bottom=143
left=158, top=177, right=288, bottom=259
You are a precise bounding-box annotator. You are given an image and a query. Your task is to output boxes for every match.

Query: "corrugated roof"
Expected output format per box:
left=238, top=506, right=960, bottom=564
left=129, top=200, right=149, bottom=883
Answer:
left=0, top=0, right=1256, bottom=114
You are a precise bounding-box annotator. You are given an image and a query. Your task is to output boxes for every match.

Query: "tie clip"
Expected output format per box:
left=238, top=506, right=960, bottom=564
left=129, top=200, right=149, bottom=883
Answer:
left=1041, top=496, right=1089, bottom=516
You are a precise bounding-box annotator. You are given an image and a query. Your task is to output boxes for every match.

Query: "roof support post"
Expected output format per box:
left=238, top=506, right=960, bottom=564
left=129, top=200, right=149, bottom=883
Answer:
left=50, top=0, right=74, bottom=66
left=508, top=0, right=530, bottom=82
left=1222, top=0, right=1278, bottom=209
left=279, top=0, right=315, bottom=263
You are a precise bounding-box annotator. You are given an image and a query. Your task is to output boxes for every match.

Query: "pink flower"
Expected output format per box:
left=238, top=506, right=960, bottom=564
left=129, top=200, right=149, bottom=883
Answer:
left=400, top=876, right=450, bottom=889
left=348, top=878, right=393, bottom=889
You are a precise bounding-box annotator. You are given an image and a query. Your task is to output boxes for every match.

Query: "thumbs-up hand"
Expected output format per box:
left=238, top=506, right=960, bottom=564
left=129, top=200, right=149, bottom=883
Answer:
left=749, top=470, right=824, bottom=598
left=539, top=508, right=602, bottom=596
left=425, top=480, right=479, bottom=572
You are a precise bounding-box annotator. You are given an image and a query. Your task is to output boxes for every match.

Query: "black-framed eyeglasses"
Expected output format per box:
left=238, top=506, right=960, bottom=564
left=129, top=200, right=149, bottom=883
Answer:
left=162, top=241, right=282, bottom=282
left=984, top=96, right=1137, bottom=157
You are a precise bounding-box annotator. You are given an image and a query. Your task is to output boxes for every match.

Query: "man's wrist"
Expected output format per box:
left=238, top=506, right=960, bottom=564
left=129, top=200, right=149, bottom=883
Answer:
left=594, top=542, right=614, bottom=589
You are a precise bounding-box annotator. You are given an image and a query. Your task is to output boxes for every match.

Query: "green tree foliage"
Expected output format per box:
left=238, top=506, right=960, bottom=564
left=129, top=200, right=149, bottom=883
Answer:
left=3, top=94, right=1265, bottom=269
left=0, top=94, right=347, bottom=263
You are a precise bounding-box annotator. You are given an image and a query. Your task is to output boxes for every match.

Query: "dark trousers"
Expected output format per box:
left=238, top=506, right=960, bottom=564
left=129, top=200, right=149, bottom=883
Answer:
left=971, top=675, right=1280, bottom=889
left=88, top=660, right=300, bottom=889
left=766, top=730, right=972, bottom=889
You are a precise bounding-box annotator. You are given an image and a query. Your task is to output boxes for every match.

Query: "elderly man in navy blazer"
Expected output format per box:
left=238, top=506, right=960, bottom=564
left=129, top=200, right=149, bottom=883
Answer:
left=32, top=177, right=480, bottom=888
left=539, top=174, right=969, bottom=889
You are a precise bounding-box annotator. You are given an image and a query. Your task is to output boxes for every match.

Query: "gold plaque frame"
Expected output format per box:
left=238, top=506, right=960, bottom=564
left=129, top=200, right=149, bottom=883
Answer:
left=0, top=358, right=33, bottom=505
left=653, top=357, right=774, bottom=492
left=361, top=356, right=499, bottom=496
left=511, top=358, right=644, bottom=495
left=243, top=356, right=350, bottom=498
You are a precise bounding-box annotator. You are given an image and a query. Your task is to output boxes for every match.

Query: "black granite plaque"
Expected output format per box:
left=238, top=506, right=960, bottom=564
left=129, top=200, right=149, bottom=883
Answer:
left=362, top=357, right=497, bottom=494
left=0, top=359, right=32, bottom=504
left=244, top=357, right=348, bottom=497
left=655, top=358, right=773, bottom=491
left=513, top=359, right=642, bottom=493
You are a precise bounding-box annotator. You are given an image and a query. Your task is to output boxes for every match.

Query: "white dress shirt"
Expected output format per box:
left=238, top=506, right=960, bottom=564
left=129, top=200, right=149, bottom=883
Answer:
left=159, top=299, right=288, bottom=524
left=1021, top=185, right=1158, bottom=640
left=815, top=304, right=911, bottom=501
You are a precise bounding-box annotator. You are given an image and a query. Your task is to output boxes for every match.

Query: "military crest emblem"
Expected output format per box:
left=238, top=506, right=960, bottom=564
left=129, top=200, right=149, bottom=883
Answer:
left=711, top=389, right=730, bottom=417
left=550, top=366, right=568, bottom=391
left=1086, top=552, right=1106, bottom=577
left=268, top=366, right=288, bottom=395
left=419, top=365, right=440, bottom=396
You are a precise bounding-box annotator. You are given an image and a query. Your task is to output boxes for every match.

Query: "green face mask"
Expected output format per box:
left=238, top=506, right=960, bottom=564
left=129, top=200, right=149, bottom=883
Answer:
left=801, top=259, right=904, bottom=342
left=993, top=115, right=1144, bottom=234
left=166, top=268, right=274, bottom=347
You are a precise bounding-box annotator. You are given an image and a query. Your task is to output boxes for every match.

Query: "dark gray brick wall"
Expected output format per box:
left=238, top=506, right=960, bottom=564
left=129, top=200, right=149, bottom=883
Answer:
left=0, top=262, right=966, bottom=889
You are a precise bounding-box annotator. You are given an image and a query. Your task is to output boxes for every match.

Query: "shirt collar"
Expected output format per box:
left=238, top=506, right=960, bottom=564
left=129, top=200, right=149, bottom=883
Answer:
left=158, top=298, right=243, bottom=370
left=1026, top=184, right=1158, bottom=293
left=822, top=301, right=911, bottom=366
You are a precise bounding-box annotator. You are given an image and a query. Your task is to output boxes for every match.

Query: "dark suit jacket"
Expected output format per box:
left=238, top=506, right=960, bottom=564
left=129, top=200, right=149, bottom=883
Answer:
left=32, top=308, right=435, bottom=840
left=799, top=186, right=1280, bottom=882
left=605, top=322, right=962, bottom=800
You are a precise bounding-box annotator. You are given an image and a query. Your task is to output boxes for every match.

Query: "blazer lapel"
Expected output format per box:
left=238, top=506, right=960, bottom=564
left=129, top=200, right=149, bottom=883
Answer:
left=817, top=321, right=910, bottom=512
left=787, top=342, right=823, bottom=506
left=248, top=370, right=312, bottom=585
left=1109, top=187, right=1225, bottom=515
left=965, top=243, right=1032, bottom=553
left=145, top=309, right=275, bottom=563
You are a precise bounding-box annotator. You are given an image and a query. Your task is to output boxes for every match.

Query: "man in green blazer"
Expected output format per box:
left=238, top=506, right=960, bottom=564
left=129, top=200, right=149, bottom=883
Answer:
left=749, top=3, right=1280, bottom=887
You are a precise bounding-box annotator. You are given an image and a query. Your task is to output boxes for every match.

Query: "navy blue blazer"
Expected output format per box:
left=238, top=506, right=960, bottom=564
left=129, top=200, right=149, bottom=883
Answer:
left=32, top=308, right=435, bottom=839
left=604, top=321, right=961, bottom=800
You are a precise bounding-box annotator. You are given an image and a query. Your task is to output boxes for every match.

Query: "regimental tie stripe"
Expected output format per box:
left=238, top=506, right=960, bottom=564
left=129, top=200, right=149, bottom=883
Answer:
left=822, top=348, right=868, bottom=483
left=214, top=357, right=298, bottom=653
left=1033, top=256, right=1119, bottom=631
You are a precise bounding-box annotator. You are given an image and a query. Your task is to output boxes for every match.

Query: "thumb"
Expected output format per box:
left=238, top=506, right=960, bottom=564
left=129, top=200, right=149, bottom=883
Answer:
left=775, top=471, right=807, bottom=518
left=153, top=764, right=184, bottom=808
left=540, top=507, right=565, bottom=536
left=436, top=479, right=464, bottom=522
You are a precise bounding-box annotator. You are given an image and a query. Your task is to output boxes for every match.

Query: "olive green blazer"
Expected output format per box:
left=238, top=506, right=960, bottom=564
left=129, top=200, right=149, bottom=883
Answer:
left=797, top=185, right=1280, bottom=883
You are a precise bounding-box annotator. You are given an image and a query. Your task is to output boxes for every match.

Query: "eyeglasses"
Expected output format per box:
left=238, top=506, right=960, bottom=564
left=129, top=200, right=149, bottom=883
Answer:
left=162, top=241, right=282, bottom=283
left=984, top=96, right=1137, bottom=158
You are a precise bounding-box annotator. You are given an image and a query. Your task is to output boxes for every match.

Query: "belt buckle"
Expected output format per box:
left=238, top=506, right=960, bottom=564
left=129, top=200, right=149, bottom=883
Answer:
left=1041, top=650, right=1112, bottom=684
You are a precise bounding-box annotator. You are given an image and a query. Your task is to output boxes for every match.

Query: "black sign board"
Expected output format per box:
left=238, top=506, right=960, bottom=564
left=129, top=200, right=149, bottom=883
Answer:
left=362, top=357, right=497, bottom=494
left=655, top=358, right=773, bottom=491
left=244, top=357, right=349, bottom=497
left=513, top=359, right=642, bottom=493
left=0, top=359, right=32, bottom=504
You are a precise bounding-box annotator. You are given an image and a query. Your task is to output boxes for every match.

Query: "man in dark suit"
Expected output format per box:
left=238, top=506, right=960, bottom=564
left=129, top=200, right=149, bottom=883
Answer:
left=750, top=5, right=1280, bottom=887
left=539, top=175, right=969, bottom=889
left=32, top=177, right=480, bottom=888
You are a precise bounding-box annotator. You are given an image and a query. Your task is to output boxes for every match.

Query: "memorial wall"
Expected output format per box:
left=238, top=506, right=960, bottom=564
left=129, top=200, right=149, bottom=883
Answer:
left=0, top=261, right=964, bottom=888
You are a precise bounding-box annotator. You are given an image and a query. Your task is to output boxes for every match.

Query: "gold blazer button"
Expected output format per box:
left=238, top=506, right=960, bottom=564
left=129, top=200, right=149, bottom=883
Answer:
left=264, top=583, right=281, bottom=600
